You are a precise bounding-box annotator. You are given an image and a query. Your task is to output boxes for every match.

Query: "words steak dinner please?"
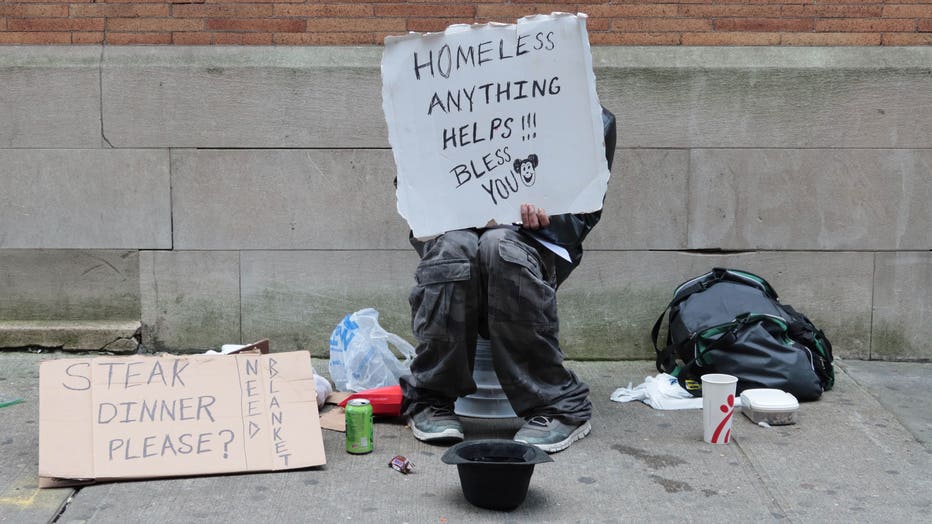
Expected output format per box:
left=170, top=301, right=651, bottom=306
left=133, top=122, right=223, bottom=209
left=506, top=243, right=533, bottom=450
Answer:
left=58, top=358, right=265, bottom=463
left=60, top=359, right=225, bottom=460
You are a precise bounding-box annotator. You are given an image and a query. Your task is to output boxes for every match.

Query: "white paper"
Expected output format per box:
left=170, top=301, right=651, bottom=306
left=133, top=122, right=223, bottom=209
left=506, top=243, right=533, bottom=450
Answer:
left=528, top=233, right=572, bottom=262
left=382, top=13, right=610, bottom=238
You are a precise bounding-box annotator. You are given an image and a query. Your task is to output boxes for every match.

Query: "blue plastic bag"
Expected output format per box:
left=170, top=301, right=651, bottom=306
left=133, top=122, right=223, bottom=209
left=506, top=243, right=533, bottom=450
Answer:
left=328, top=308, right=416, bottom=392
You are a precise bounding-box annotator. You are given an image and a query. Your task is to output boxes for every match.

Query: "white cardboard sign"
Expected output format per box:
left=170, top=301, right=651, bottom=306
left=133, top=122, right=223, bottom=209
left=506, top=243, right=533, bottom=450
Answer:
left=382, top=13, right=610, bottom=238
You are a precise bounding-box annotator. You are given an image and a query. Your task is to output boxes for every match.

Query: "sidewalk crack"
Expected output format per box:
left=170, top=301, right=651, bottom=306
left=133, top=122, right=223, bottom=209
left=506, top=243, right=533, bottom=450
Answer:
left=49, top=488, right=80, bottom=523
left=734, top=439, right=794, bottom=522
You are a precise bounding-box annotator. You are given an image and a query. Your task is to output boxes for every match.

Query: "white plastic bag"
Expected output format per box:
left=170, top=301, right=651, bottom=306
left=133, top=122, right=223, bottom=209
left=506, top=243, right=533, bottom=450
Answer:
left=311, top=366, right=333, bottom=408
left=328, top=308, right=416, bottom=392
left=610, top=373, right=703, bottom=410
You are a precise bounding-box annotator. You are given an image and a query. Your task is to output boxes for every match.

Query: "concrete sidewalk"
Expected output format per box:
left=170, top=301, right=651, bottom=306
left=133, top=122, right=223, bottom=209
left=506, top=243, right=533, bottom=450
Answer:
left=1, top=352, right=930, bottom=523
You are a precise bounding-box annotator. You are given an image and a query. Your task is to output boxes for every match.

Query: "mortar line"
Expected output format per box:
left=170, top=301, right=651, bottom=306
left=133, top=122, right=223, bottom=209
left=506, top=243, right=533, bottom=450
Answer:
left=98, top=45, right=113, bottom=149
left=239, top=251, right=243, bottom=344
left=168, top=148, right=174, bottom=251
left=868, top=252, right=877, bottom=360
left=684, top=148, right=692, bottom=247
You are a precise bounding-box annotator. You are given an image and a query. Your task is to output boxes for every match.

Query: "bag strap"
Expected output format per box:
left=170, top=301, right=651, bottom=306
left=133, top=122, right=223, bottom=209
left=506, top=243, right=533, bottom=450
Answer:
left=655, top=335, right=682, bottom=373
left=669, top=327, right=741, bottom=388
left=674, top=313, right=786, bottom=373
left=676, top=267, right=778, bottom=300
left=651, top=310, right=670, bottom=371
left=652, top=304, right=685, bottom=373
left=780, top=304, right=835, bottom=389
left=717, top=268, right=779, bottom=300
left=670, top=269, right=720, bottom=303
left=652, top=271, right=719, bottom=372
left=653, top=269, right=779, bottom=372
left=652, top=269, right=728, bottom=371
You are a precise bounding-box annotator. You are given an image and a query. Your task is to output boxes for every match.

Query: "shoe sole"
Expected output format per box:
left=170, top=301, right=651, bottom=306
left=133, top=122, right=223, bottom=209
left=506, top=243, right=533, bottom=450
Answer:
left=408, top=418, right=464, bottom=443
left=517, top=420, right=592, bottom=453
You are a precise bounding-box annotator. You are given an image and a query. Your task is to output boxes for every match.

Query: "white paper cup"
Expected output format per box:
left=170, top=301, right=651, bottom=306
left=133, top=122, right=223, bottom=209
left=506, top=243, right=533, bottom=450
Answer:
left=701, top=373, right=738, bottom=444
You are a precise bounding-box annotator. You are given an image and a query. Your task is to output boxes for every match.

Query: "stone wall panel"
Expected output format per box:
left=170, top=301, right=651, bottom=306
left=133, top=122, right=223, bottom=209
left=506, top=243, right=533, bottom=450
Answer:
left=586, top=149, right=689, bottom=250
left=687, top=149, right=932, bottom=250
left=0, top=250, right=139, bottom=321
left=102, top=46, right=385, bottom=148
left=871, top=252, right=932, bottom=360
left=0, top=47, right=102, bottom=148
left=0, top=149, right=171, bottom=249
left=140, top=250, right=241, bottom=352
left=240, top=250, right=418, bottom=355
left=593, top=47, right=932, bottom=149
left=171, top=149, right=409, bottom=249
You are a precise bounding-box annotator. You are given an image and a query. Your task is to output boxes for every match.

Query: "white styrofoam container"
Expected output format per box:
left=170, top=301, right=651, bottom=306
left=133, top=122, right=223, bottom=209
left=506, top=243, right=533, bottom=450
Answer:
left=740, top=389, right=799, bottom=426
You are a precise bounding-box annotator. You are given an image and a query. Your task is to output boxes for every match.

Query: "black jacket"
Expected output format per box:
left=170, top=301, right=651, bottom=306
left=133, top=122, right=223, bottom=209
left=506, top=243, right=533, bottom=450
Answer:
left=528, top=107, right=616, bottom=285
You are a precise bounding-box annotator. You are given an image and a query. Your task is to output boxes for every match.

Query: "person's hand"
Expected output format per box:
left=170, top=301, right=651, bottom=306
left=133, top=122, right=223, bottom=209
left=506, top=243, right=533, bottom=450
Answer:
left=520, top=203, right=550, bottom=230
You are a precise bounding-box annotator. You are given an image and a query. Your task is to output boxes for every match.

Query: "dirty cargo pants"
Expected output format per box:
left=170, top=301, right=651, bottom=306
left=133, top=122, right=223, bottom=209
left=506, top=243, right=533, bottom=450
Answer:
left=399, top=228, right=592, bottom=425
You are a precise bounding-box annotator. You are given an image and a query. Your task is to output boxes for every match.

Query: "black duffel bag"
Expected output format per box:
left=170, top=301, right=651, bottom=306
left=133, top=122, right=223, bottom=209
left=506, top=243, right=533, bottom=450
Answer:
left=652, top=268, right=834, bottom=401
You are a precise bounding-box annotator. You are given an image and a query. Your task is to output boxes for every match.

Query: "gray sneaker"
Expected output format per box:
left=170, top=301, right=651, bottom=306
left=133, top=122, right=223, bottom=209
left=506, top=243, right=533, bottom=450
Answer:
left=513, top=416, right=591, bottom=453
left=408, top=405, right=465, bottom=443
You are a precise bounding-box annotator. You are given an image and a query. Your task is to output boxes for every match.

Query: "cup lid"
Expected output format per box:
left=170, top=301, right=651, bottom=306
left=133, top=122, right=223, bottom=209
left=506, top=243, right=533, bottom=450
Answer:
left=740, top=389, right=799, bottom=411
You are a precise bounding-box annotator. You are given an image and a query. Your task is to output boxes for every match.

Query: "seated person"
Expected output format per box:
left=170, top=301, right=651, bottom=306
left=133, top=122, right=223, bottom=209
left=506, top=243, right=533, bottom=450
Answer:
left=400, top=108, right=617, bottom=453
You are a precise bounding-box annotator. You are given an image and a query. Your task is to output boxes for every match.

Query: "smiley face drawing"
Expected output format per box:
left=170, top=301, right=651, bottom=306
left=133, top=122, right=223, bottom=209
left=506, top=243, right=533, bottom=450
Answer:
left=513, top=154, right=539, bottom=188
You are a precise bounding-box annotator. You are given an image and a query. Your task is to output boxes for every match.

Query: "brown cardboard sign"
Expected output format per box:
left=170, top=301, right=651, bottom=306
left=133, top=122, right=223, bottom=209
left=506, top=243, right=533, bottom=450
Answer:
left=39, top=351, right=325, bottom=486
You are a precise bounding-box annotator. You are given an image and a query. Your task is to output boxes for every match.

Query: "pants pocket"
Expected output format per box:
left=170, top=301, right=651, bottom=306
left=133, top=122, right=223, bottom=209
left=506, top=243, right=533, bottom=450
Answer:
left=494, top=239, right=557, bottom=326
left=498, top=238, right=546, bottom=277
left=410, top=258, right=471, bottom=339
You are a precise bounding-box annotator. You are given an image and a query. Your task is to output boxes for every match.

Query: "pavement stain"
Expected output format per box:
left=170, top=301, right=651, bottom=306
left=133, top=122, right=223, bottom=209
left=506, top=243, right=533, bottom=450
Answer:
left=611, top=444, right=686, bottom=469
left=648, top=474, right=693, bottom=493
left=0, top=483, right=41, bottom=509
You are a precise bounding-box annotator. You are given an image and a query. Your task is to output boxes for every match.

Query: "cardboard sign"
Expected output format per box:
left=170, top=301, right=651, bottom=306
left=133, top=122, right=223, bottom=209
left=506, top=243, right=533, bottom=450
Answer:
left=39, top=351, right=325, bottom=486
left=382, top=12, right=610, bottom=238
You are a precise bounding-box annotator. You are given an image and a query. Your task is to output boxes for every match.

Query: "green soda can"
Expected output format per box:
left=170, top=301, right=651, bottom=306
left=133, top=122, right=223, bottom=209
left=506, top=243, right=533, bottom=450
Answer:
left=345, top=398, right=374, bottom=454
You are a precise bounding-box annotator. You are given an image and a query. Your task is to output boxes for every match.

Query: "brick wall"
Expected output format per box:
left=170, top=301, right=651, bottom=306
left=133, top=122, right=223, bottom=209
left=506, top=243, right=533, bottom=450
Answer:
left=0, top=1, right=929, bottom=46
